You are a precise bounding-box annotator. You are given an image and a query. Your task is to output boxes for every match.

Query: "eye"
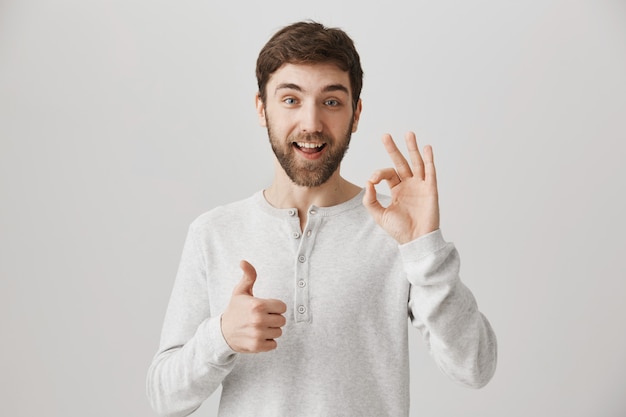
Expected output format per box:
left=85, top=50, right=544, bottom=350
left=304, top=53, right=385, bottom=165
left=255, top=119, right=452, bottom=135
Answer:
left=324, top=99, right=340, bottom=107
left=283, top=97, right=298, bottom=105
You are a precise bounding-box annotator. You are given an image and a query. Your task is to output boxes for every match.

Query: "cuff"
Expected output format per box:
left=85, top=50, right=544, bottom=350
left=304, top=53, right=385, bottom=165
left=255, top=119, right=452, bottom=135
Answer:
left=198, top=315, right=238, bottom=365
left=398, top=229, right=448, bottom=262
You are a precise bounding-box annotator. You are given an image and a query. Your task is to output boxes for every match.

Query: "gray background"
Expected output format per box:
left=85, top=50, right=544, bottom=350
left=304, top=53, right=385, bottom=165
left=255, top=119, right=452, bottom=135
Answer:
left=1, top=0, right=625, bottom=416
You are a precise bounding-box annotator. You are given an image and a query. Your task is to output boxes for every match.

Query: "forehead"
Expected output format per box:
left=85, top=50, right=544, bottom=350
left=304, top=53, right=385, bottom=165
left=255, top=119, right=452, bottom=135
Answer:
left=268, top=63, right=351, bottom=94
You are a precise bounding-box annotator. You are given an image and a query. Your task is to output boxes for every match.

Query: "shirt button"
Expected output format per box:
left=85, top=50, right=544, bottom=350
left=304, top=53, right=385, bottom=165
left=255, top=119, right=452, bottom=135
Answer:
left=288, top=209, right=296, bottom=216
left=292, top=232, right=301, bottom=239
left=297, top=305, right=307, bottom=314
left=298, top=280, right=306, bottom=288
left=309, top=209, right=317, bottom=215
left=298, top=255, right=306, bottom=263
left=306, top=230, right=312, bottom=237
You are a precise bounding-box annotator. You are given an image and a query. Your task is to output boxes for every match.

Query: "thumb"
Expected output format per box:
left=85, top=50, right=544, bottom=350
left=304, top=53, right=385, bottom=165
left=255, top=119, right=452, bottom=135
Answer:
left=363, top=180, right=384, bottom=224
left=232, top=260, right=257, bottom=296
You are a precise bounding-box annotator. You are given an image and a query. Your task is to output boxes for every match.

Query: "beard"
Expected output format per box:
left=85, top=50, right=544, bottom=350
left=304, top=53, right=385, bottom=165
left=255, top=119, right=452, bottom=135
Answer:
left=267, top=117, right=353, bottom=188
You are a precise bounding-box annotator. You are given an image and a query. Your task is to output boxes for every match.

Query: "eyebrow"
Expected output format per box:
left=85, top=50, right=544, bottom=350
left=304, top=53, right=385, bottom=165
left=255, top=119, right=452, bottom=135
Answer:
left=275, top=83, right=303, bottom=93
left=322, top=84, right=349, bottom=94
left=274, top=83, right=349, bottom=95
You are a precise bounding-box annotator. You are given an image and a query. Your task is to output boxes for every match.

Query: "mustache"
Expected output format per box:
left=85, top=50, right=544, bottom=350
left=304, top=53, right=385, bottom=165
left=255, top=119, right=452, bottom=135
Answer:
left=288, top=132, right=332, bottom=143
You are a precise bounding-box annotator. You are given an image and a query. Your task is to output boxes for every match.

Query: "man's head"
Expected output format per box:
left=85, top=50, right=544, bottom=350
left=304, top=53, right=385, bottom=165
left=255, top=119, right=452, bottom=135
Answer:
left=256, top=21, right=363, bottom=111
left=255, top=21, right=364, bottom=188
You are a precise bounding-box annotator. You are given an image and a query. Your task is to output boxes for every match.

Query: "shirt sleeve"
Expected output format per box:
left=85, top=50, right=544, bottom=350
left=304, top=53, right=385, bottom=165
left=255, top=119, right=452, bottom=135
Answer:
left=146, top=223, right=238, bottom=417
left=400, top=229, right=497, bottom=388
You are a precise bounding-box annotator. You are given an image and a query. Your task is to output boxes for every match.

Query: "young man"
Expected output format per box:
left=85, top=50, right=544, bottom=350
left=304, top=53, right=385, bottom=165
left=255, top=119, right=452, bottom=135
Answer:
left=147, top=21, right=497, bottom=417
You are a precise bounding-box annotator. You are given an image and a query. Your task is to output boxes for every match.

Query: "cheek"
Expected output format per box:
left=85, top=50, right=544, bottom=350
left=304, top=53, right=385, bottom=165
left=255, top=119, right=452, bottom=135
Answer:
left=268, top=114, right=297, bottom=136
left=333, top=113, right=356, bottom=135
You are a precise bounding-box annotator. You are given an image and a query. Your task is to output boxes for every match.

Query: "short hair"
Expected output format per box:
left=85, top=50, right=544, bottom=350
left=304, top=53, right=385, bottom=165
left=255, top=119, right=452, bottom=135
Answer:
left=256, top=21, right=363, bottom=110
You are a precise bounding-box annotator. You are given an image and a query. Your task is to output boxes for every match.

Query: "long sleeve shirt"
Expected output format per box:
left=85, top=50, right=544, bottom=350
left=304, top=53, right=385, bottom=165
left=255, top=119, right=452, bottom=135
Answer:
left=146, top=190, right=497, bottom=417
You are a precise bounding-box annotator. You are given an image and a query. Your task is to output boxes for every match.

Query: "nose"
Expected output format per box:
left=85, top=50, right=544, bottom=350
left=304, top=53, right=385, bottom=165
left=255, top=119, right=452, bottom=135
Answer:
left=299, top=102, right=323, bottom=133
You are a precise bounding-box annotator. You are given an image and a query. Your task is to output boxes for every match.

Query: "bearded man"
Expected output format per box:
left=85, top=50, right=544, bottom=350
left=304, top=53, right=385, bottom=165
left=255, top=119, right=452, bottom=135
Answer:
left=147, top=21, right=497, bottom=417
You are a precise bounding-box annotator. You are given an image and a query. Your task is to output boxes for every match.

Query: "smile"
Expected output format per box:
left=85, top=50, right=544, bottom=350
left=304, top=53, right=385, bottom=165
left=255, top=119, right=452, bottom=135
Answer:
left=293, top=142, right=327, bottom=154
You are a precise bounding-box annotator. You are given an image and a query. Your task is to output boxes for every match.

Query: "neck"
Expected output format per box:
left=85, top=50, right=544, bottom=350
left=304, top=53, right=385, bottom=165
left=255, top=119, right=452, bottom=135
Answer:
left=264, top=164, right=361, bottom=228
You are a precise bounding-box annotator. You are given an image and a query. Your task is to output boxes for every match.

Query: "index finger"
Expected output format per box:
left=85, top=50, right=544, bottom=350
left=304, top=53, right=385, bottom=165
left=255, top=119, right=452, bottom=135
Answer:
left=264, top=298, right=287, bottom=315
left=382, top=134, right=413, bottom=180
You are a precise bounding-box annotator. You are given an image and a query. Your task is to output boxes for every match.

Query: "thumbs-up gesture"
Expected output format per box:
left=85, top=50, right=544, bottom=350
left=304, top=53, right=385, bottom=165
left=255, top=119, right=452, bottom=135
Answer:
left=221, top=261, right=287, bottom=353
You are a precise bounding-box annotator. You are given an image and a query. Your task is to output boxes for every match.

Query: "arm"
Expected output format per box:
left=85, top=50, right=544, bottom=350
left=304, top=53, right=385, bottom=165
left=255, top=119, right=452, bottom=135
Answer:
left=363, top=132, right=497, bottom=387
left=401, top=229, right=497, bottom=387
left=146, top=224, right=237, bottom=417
left=146, top=226, right=287, bottom=417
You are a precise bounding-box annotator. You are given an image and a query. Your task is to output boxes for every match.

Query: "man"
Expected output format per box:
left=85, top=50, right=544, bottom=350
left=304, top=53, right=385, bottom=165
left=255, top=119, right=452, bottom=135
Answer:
left=147, top=21, right=497, bottom=417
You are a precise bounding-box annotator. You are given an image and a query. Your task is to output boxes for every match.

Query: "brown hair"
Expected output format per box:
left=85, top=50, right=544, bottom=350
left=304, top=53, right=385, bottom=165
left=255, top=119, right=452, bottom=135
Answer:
left=256, top=21, right=363, bottom=110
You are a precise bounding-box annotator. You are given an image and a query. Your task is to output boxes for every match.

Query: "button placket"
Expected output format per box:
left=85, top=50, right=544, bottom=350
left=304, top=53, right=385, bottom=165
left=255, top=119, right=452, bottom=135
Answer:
left=293, top=207, right=322, bottom=323
left=286, top=208, right=302, bottom=253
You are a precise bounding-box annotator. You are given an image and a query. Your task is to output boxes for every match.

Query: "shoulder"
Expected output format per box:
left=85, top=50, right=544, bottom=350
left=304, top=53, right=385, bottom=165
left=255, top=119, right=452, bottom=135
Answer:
left=189, top=192, right=259, bottom=233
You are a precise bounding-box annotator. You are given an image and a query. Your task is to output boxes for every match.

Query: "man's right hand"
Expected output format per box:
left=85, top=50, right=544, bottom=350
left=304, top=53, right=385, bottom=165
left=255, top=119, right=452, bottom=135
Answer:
left=221, top=260, right=287, bottom=353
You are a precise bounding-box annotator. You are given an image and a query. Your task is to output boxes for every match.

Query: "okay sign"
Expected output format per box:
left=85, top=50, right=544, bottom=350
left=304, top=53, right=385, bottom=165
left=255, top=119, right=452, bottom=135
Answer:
left=363, top=132, right=440, bottom=244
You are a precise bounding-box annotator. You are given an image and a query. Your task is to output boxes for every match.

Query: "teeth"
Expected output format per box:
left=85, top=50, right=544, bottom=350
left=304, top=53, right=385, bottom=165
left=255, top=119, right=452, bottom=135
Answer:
left=296, top=142, right=324, bottom=149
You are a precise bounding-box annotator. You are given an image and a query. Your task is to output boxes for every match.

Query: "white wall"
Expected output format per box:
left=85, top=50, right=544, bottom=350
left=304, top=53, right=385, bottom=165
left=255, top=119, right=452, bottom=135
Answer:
left=1, top=1, right=625, bottom=416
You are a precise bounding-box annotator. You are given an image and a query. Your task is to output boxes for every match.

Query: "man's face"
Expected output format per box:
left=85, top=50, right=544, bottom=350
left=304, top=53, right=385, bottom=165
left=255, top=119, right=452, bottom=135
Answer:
left=256, top=63, right=362, bottom=187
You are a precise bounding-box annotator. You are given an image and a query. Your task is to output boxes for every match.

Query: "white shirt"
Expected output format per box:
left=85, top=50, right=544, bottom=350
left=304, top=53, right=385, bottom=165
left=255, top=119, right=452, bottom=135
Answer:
left=147, top=190, right=497, bottom=417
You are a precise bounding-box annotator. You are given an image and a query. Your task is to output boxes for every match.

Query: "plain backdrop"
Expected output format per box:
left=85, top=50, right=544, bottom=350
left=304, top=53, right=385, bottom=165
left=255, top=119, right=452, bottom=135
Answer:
left=1, top=0, right=625, bottom=416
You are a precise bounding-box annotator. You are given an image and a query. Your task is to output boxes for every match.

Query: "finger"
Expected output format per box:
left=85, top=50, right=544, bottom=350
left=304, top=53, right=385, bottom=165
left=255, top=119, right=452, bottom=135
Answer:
left=362, top=180, right=385, bottom=224
left=266, top=313, right=287, bottom=328
left=233, top=260, right=257, bottom=296
left=405, top=132, right=425, bottom=180
left=264, top=327, right=283, bottom=340
left=258, top=339, right=278, bottom=352
left=369, top=168, right=401, bottom=189
left=422, top=145, right=437, bottom=185
left=381, top=134, right=413, bottom=180
left=264, top=299, right=287, bottom=315
left=248, top=338, right=278, bottom=353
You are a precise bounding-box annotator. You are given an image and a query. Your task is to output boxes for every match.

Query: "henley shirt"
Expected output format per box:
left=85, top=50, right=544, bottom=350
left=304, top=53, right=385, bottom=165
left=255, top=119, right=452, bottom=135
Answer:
left=147, top=190, right=497, bottom=417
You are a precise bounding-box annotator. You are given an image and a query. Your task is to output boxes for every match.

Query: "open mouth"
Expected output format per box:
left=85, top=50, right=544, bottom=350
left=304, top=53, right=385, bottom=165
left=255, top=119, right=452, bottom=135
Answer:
left=293, top=142, right=327, bottom=154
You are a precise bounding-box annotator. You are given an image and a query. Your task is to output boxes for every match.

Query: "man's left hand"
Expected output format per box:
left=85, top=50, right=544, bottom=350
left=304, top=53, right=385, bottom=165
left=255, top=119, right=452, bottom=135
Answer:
left=363, top=131, right=440, bottom=244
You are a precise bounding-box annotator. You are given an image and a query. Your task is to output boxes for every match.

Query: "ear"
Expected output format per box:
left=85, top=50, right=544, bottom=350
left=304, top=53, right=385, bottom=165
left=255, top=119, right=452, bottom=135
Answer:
left=255, top=93, right=267, bottom=127
left=351, top=99, right=363, bottom=133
